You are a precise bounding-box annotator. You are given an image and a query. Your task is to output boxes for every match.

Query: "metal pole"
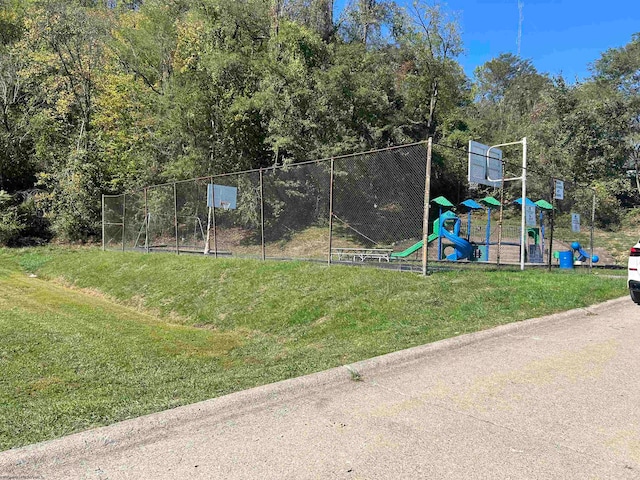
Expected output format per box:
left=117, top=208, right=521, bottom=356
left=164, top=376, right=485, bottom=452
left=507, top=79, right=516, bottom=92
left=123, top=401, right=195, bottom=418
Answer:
left=144, top=188, right=149, bottom=253
left=520, top=137, right=527, bottom=271
left=260, top=169, right=266, bottom=261
left=173, top=182, right=179, bottom=254
left=548, top=187, right=555, bottom=272
left=422, top=137, right=433, bottom=276
left=486, top=138, right=527, bottom=269
left=122, top=193, right=126, bottom=252
left=590, top=189, right=596, bottom=274
left=212, top=182, right=218, bottom=258
left=497, top=166, right=505, bottom=266
left=101, top=194, right=105, bottom=251
left=204, top=179, right=212, bottom=255
left=328, top=159, right=335, bottom=266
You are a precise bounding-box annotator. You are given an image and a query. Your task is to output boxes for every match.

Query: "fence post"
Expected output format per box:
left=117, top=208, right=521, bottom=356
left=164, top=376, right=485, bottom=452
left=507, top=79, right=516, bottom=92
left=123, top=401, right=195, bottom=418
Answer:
left=122, top=193, right=126, bottom=252
left=204, top=178, right=212, bottom=255
left=212, top=179, right=218, bottom=258
left=327, top=159, right=335, bottom=266
left=590, top=189, right=596, bottom=273
left=422, top=138, right=433, bottom=276
left=173, top=182, right=179, bottom=254
left=101, top=194, right=105, bottom=251
left=548, top=178, right=556, bottom=272
left=260, top=169, right=265, bottom=261
left=144, top=188, right=149, bottom=253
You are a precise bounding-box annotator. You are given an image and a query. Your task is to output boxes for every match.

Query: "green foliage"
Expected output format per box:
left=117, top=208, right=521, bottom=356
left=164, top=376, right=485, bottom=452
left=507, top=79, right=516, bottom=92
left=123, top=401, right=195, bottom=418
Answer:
left=0, top=190, right=23, bottom=244
left=0, top=0, right=637, bottom=243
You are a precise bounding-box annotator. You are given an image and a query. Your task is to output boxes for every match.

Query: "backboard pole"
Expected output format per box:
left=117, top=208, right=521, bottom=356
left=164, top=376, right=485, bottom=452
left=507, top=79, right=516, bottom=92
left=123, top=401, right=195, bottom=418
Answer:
left=487, top=137, right=527, bottom=271
left=422, top=137, right=433, bottom=276
left=520, top=137, right=527, bottom=271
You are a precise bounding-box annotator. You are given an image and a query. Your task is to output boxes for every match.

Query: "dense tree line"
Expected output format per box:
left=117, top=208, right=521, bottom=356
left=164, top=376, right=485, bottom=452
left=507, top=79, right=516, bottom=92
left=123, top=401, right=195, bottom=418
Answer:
left=0, top=0, right=638, bottom=244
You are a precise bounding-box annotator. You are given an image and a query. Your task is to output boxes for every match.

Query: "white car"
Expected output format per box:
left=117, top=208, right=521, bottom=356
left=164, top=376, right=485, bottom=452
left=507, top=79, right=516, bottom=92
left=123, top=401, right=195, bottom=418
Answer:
left=630, top=240, right=640, bottom=304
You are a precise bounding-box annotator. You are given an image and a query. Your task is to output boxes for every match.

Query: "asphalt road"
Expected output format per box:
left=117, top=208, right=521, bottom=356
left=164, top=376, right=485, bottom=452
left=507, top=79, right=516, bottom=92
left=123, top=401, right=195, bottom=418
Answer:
left=2, top=296, right=639, bottom=479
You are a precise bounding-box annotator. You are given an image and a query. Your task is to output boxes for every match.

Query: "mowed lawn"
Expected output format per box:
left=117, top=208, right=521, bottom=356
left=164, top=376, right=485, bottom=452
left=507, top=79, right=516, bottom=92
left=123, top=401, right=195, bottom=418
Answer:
left=0, top=248, right=627, bottom=450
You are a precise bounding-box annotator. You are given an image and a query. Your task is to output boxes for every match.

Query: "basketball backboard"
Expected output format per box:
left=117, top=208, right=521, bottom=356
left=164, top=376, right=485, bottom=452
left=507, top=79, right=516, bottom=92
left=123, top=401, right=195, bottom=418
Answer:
left=207, top=184, right=238, bottom=209
left=468, top=140, right=503, bottom=188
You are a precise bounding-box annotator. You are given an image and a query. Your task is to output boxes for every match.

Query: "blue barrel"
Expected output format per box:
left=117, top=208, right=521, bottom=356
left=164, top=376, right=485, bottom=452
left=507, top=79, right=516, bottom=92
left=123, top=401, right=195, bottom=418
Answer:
left=558, top=251, right=574, bottom=269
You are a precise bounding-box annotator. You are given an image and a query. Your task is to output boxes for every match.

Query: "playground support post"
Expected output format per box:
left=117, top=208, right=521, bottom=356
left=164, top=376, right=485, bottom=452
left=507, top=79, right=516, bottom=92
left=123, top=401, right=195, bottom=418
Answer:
left=328, top=158, right=335, bottom=266
left=422, top=137, right=433, bottom=276
left=486, top=137, right=527, bottom=271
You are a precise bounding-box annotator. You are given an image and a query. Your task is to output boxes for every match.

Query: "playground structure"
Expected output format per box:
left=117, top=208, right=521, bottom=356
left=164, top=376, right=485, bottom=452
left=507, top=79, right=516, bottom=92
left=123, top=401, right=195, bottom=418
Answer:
left=571, top=242, right=599, bottom=264
left=554, top=242, right=600, bottom=269
left=389, top=194, right=549, bottom=266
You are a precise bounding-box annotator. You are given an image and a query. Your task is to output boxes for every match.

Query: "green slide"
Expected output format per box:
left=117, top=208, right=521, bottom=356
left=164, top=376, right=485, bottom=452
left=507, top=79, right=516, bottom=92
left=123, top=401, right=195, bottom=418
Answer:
left=391, top=217, right=443, bottom=259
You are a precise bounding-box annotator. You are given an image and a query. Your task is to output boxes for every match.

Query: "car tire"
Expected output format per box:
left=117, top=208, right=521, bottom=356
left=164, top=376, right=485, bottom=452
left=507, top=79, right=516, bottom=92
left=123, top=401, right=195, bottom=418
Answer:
left=631, top=289, right=640, bottom=305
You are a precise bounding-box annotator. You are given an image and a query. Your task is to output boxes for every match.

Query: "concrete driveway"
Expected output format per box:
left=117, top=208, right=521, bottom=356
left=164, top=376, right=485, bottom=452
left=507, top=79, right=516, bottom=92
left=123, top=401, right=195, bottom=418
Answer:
left=2, top=296, right=639, bottom=479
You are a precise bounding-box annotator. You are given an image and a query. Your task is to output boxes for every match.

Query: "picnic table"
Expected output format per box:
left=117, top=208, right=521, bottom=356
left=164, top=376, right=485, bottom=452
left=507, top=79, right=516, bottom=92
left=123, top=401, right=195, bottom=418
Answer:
left=331, top=247, right=393, bottom=263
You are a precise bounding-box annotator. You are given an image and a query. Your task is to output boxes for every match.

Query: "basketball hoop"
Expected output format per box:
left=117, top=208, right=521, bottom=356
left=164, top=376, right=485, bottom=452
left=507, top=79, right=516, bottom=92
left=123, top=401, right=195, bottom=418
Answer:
left=220, top=201, right=231, bottom=211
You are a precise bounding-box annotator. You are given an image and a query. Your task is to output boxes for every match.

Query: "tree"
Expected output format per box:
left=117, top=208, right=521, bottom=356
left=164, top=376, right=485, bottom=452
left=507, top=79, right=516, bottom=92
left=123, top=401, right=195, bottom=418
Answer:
left=592, top=33, right=640, bottom=198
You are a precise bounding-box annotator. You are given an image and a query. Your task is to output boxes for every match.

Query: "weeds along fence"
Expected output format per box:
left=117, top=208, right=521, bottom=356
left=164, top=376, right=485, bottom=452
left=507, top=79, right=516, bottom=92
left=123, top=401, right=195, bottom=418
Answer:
left=103, top=140, right=601, bottom=271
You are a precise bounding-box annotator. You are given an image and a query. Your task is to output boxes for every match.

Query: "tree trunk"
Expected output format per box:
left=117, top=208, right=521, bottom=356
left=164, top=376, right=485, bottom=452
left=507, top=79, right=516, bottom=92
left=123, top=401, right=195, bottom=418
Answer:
left=315, top=0, right=334, bottom=42
left=427, top=80, right=439, bottom=136
left=271, top=0, right=282, bottom=38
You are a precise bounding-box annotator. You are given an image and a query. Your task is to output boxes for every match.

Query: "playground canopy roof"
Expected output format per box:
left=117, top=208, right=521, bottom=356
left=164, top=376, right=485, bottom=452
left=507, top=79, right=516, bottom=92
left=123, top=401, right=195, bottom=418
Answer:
left=513, top=197, right=536, bottom=207
left=535, top=199, right=554, bottom=210
left=479, top=196, right=501, bottom=207
left=432, top=196, right=454, bottom=207
left=460, top=199, right=483, bottom=210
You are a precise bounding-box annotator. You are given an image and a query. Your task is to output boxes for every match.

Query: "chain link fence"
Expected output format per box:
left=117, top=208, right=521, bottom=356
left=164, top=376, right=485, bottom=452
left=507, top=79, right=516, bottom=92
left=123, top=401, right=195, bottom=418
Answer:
left=102, top=140, right=606, bottom=271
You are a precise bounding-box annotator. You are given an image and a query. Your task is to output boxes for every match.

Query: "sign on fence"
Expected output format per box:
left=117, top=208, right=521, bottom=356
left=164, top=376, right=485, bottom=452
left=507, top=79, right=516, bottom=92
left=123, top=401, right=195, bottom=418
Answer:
left=571, top=213, right=581, bottom=232
left=526, top=205, right=537, bottom=227
left=554, top=179, right=564, bottom=200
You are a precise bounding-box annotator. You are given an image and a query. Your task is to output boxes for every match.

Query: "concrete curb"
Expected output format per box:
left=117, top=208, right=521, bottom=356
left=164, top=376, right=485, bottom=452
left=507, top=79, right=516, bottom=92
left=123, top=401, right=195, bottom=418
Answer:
left=0, top=296, right=630, bottom=470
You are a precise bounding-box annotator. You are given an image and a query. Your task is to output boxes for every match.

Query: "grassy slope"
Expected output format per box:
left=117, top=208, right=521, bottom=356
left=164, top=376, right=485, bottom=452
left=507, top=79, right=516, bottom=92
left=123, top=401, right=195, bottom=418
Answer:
left=0, top=247, right=627, bottom=450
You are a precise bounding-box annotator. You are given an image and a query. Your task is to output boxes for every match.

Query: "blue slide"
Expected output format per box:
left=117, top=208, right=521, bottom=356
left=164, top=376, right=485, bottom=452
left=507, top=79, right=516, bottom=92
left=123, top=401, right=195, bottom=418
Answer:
left=440, top=216, right=473, bottom=261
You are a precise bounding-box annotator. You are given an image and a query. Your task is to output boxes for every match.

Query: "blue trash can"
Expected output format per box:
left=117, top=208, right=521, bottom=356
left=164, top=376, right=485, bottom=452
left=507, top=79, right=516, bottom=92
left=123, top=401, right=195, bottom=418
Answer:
left=558, top=251, right=574, bottom=269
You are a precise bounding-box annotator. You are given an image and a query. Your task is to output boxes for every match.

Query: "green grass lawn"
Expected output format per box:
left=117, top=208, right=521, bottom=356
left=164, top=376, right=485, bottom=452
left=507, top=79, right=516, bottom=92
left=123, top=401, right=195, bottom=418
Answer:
left=0, top=247, right=628, bottom=451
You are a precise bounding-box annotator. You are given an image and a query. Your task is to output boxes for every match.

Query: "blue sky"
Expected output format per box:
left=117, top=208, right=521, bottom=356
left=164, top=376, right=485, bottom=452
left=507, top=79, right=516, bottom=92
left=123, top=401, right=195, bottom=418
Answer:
left=334, top=0, right=640, bottom=82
